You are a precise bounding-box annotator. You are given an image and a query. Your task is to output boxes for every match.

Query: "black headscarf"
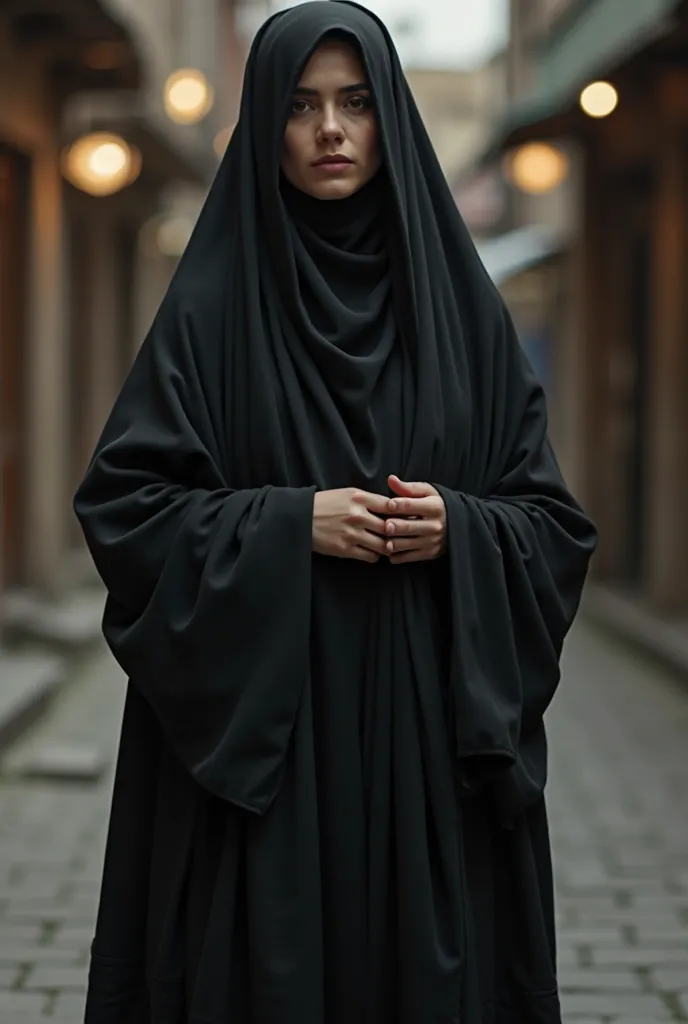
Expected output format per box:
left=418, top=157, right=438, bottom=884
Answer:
left=75, top=5, right=597, bottom=1021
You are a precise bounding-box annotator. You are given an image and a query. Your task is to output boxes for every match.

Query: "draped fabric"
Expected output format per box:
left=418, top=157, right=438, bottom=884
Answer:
left=74, top=3, right=597, bottom=1022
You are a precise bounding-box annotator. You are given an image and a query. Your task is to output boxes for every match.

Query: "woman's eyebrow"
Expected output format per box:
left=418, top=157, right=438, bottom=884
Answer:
left=292, top=81, right=370, bottom=96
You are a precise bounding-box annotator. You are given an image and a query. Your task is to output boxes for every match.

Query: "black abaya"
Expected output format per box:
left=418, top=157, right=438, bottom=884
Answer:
left=74, top=4, right=597, bottom=1022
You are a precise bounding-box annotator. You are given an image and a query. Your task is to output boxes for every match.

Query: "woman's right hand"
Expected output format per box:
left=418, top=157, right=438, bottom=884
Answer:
left=312, top=488, right=390, bottom=563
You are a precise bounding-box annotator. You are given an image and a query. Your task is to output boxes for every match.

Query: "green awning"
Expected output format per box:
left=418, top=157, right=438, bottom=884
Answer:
left=480, top=96, right=574, bottom=163
left=538, top=0, right=680, bottom=99
left=481, top=0, right=683, bottom=161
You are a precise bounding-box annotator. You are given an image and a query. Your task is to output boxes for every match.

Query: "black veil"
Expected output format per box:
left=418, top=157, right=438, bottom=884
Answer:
left=75, top=8, right=596, bottom=1019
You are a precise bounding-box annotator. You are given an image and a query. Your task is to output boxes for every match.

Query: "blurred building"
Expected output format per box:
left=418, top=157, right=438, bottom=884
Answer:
left=475, top=0, right=688, bottom=658
left=0, top=0, right=251, bottom=647
left=406, top=64, right=505, bottom=185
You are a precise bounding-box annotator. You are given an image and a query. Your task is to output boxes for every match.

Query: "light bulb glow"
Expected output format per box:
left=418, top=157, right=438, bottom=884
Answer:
left=164, top=68, right=214, bottom=124
left=61, top=133, right=141, bottom=196
left=580, top=81, right=618, bottom=118
left=88, top=142, right=127, bottom=177
left=504, top=142, right=569, bottom=196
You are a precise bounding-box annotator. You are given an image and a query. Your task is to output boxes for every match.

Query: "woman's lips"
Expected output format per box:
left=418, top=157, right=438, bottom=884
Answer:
left=314, top=158, right=353, bottom=173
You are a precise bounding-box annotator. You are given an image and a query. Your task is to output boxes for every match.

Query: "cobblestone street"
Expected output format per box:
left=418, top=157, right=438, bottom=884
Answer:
left=0, top=622, right=686, bottom=1023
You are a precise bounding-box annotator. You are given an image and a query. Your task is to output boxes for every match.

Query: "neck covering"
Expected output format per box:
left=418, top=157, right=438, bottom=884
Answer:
left=279, top=170, right=391, bottom=346
left=74, top=5, right=596, bottom=1023
left=278, top=168, right=411, bottom=472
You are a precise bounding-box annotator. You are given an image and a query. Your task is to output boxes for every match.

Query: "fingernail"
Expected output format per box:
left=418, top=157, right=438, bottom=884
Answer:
left=389, top=500, right=397, bottom=511
left=386, top=521, right=395, bottom=535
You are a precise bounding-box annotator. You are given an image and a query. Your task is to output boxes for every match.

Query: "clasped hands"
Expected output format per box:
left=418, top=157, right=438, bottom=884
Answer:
left=312, top=474, right=447, bottom=565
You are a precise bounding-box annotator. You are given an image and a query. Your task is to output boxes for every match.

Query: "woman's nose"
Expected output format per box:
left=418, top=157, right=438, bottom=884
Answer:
left=317, top=105, right=345, bottom=141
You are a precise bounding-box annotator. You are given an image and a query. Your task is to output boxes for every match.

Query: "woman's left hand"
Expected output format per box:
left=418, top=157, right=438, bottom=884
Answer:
left=384, top=476, right=447, bottom=564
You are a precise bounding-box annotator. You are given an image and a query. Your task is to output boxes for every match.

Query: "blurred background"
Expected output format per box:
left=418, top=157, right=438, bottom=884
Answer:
left=0, top=2, right=687, bottom=1021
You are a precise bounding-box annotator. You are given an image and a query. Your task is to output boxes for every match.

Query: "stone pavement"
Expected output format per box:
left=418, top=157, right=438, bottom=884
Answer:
left=549, top=626, right=688, bottom=1022
left=0, top=624, right=686, bottom=1023
left=0, top=648, right=125, bottom=1024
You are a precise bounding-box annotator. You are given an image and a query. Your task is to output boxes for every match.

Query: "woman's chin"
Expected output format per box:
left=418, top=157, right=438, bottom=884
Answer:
left=303, top=177, right=363, bottom=201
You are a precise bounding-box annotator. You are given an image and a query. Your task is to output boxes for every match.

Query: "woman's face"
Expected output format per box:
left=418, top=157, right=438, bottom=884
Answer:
left=282, top=40, right=382, bottom=200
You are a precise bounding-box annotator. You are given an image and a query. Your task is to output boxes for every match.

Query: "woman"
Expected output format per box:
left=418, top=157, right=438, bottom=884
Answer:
left=75, top=3, right=597, bottom=1022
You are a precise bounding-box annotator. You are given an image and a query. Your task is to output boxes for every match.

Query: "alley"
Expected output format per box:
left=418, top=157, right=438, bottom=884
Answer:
left=0, top=622, right=686, bottom=1023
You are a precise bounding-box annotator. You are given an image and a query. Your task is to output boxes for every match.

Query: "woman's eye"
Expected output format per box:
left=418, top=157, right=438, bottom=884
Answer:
left=347, top=95, right=371, bottom=111
left=291, top=99, right=311, bottom=114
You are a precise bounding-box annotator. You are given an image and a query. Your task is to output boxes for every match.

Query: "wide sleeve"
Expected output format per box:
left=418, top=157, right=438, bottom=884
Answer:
left=74, top=300, right=316, bottom=816
left=435, top=305, right=597, bottom=825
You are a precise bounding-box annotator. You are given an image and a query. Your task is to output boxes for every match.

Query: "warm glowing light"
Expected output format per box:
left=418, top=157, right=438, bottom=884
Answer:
left=164, top=68, right=214, bottom=124
left=580, top=81, right=618, bottom=118
left=504, top=142, right=569, bottom=196
left=61, top=132, right=141, bottom=196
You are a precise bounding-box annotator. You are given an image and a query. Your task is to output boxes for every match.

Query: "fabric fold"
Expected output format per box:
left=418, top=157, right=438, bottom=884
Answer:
left=75, top=301, right=316, bottom=814
left=435, top=350, right=596, bottom=819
